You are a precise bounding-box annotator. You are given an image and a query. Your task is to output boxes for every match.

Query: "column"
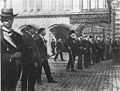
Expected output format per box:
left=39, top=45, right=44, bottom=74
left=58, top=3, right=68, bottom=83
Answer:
left=23, top=0, right=27, bottom=12
left=10, top=0, right=12, bottom=8
left=95, top=0, right=99, bottom=10
left=38, top=0, right=42, bottom=12
left=34, top=0, right=37, bottom=12
left=104, top=0, right=108, bottom=8
left=29, top=0, right=34, bottom=12
left=70, top=0, right=73, bottom=11
left=27, top=0, right=30, bottom=12
left=79, top=0, right=83, bottom=11
left=4, top=0, right=7, bottom=8
left=87, top=0, right=91, bottom=10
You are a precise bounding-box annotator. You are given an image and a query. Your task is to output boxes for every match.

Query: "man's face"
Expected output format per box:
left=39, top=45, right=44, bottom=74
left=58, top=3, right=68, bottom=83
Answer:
left=2, top=16, right=14, bottom=29
left=41, top=30, right=46, bottom=36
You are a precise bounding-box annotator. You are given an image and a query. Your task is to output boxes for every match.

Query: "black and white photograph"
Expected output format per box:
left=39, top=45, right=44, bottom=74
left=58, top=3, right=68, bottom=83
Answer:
left=0, top=0, right=120, bottom=91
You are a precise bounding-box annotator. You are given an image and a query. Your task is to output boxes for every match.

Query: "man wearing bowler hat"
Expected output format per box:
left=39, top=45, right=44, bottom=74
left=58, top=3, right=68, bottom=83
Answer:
left=64, top=30, right=79, bottom=72
left=0, top=8, right=23, bottom=91
left=35, top=28, right=57, bottom=84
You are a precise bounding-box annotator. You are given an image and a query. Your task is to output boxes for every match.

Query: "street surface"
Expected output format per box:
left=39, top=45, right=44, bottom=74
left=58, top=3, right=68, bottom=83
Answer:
left=16, top=53, right=120, bottom=91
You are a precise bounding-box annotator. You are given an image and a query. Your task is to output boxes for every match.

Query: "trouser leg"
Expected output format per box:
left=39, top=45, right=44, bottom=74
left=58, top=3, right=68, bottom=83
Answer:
left=21, top=66, right=28, bottom=91
left=43, top=60, right=53, bottom=81
left=60, top=52, right=64, bottom=60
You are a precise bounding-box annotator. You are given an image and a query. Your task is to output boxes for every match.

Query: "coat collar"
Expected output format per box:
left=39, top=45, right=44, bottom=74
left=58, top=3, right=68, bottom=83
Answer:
left=2, top=26, right=17, bottom=48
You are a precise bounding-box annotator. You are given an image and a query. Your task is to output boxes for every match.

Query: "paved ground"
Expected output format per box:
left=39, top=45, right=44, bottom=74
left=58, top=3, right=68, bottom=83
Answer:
left=16, top=53, right=120, bottom=91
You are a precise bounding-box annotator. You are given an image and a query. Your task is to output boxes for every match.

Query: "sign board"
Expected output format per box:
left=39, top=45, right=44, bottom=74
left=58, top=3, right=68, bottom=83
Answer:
left=70, top=13, right=110, bottom=24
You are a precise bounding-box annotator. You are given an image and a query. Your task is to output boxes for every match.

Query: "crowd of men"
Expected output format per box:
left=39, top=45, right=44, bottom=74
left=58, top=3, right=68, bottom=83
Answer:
left=1, top=8, right=120, bottom=91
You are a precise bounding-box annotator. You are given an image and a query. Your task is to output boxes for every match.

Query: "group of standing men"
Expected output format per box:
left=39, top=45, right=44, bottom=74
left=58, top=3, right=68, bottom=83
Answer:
left=1, top=8, right=120, bottom=91
left=1, top=8, right=56, bottom=91
left=64, top=30, right=120, bottom=72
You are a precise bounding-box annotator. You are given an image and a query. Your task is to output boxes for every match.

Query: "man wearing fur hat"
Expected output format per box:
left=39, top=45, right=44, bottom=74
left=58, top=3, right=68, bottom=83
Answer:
left=0, top=8, right=23, bottom=91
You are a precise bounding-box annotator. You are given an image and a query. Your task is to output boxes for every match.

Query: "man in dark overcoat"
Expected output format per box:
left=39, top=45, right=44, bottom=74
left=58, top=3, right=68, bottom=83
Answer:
left=83, top=36, right=91, bottom=68
left=21, top=25, right=41, bottom=91
left=64, top=30, right=79, bottom=71
left=111, top=37, right=120, bottom=64
left=89, top=36, right=96, bottom=65
left=1, top=8, right=23, bottom=91
left=76, top=35, right=84, bottom=69
left=35, top=28, right=57, bottom=83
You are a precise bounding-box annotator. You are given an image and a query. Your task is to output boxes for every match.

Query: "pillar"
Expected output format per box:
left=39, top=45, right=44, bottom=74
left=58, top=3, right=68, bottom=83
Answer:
left=70, top=0, right=73, bottom=11
left=27, top=0, right=30, bottom=12
left=87, top=0, right=91, bottom=10
left=34, top=0, right=37, bottom=12
left=4, top=0, right=7, bottom=8
left=10, top=0, right=12, bottom=8
left=79, top=0, right=83, bottom=11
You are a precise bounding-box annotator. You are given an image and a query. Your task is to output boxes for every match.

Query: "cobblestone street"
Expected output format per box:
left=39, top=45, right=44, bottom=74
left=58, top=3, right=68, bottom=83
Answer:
left=17, top=53, right=120, bottom=91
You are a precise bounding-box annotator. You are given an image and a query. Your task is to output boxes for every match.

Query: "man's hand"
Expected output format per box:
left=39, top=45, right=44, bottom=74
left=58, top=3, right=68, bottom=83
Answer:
left=11, top=52, right=22, bottom=60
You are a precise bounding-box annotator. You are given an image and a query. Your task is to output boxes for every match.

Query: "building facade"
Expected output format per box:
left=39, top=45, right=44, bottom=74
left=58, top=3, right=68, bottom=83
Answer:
left=0, top=0, right=120, bottom=53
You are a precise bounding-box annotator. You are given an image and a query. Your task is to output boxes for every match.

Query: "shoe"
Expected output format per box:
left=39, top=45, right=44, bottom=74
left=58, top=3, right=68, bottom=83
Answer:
left=48, top=80, right=57, bottom=83
left=61, top=59, right=65, bottom=61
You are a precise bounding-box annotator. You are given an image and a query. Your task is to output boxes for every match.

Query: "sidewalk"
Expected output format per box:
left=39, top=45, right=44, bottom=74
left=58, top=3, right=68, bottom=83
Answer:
left=16, top=53, right=120, bottom=91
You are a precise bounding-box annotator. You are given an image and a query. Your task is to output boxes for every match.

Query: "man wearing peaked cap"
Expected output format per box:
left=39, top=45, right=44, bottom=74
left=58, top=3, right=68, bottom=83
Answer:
left=1, top=8, right=23, bottom=91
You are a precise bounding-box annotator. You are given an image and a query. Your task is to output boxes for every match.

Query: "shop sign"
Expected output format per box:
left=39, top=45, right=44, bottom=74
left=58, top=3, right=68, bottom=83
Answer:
left=70, top=13, right=110, bottom=24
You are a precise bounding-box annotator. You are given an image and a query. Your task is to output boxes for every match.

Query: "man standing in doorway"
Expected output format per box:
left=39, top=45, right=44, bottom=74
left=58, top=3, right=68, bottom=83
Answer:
left=54, top=38, right=65, bottom=61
